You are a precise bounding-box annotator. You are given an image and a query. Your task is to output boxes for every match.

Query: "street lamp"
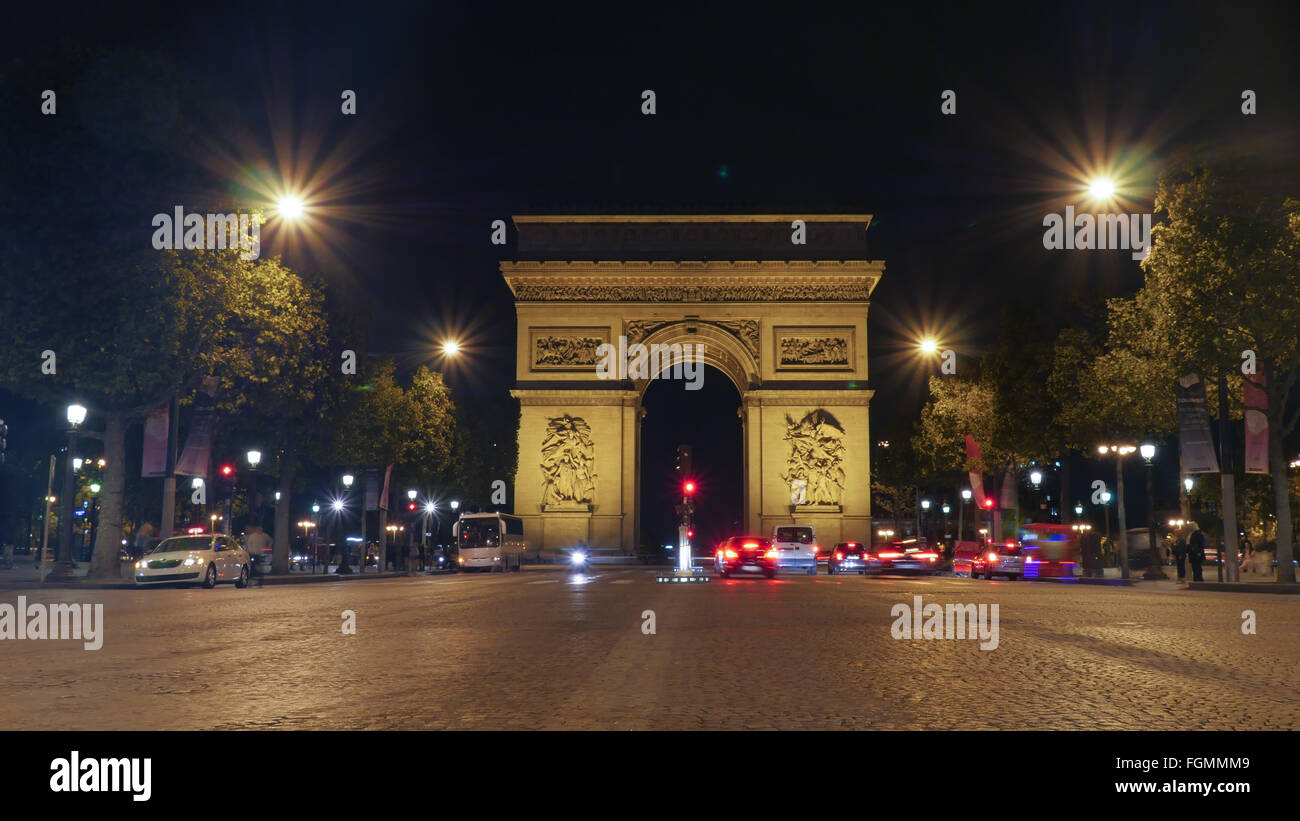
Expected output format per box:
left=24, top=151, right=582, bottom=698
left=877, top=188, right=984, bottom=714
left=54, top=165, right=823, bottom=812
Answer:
left=407, top=489, right=418, bottom=501
left=450, top=500, right=460, bottom=512
left=72, top=457, right=84, bottom=472
left=246, top=449, right=262, bottom=468
left=341, top=473, right=354, bottom=489
left=1074, top=503, right=1084, bottom=517
left=53, top=403, right=88, bottom=580
left=1097, top=444, right=1136, bottom=578
left=1138, top=444, right=1166, bottom=579
left=958, top=488, right=971, bottom=541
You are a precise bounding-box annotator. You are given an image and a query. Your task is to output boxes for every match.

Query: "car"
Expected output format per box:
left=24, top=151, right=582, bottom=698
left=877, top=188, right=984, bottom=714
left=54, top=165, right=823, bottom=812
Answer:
left=827, top=542, right=869, bottom=574
left=133, top=533, right=252, bottom=588
left=955, top=539, right=1025, bottom=580
left=714, top=536, right=778, bottom=579
left=770, top=525, right=818, bottom=575
left=865, top=539, right=941, bottom=575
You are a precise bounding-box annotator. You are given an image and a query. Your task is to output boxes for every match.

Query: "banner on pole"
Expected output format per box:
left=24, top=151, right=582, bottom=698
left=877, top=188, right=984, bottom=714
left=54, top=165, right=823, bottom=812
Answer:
left=1175, top=373, right=1220, bottom=473
left=364, top=468, right=379, bottom=511
left=141, top=405, right=169, bottom=478
left=175, top=388, right=218, bottom=477
left=380, top=464, right=393, bottom=512
left=964, top=435, right=986, bottom=507
left=1244, top=374, right=1268, bottom=475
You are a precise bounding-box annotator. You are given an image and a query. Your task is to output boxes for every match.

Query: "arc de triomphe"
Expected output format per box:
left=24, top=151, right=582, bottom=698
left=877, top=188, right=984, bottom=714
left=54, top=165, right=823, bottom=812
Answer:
left=504, top=215, right=883, bottom=554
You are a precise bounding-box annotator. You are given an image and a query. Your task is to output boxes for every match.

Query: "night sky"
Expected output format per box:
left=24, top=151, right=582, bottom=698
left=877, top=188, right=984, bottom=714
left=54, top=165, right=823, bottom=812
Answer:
left=4, top=2, right=1298, bottom=546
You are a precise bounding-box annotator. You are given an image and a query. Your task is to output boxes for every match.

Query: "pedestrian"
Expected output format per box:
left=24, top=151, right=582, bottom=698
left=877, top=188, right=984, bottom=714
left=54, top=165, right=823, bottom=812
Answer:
left=1187, top=522, right=1207, bottom=582
left=1171, top=529, right=1188, bottom=581
left=134, top=521, right=157, bottom=559
left=245, top=524, right=272, bottom=586
left=407, top=539, right=420, bottom=576
left=1240, top=538, right=1254, bottom=574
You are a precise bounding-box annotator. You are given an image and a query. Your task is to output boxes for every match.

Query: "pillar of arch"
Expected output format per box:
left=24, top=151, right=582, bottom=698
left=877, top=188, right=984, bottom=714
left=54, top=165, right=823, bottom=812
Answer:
left=504, top=215, right=883, bottom=555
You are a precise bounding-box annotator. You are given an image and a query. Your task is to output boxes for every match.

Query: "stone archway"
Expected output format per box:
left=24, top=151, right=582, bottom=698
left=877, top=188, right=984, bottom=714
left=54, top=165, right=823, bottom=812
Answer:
left=505, top=215, right=883, bottom=554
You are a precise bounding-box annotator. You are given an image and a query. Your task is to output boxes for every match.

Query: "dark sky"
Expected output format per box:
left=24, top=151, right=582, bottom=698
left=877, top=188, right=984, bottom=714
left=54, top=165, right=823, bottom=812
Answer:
left=4, top=1, right=1298, bottom=545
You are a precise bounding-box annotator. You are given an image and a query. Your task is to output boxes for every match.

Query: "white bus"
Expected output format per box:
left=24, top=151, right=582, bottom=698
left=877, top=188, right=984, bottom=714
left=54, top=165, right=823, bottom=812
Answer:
left=453, top=512, right=525, bottom=572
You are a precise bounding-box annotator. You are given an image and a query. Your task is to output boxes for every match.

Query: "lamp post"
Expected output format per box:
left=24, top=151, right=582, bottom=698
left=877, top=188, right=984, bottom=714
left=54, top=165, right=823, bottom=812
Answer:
left=52, top=404, right=88, bottom=581
left=245, top=449, right=262, bottom=532
left=920, top=499, right=931, bottom=546
left=1098, top=444, right=1136, bottom=579
left=959, top=488, right=971, bottom=542
left=1139, top=444, right=1167, bottom=579
left=1029, top=469, right=1043, bottom=522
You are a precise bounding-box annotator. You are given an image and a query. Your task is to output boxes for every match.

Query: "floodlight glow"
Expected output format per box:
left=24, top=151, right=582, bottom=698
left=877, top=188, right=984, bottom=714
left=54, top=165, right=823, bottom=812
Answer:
left=277, top=196, right=305, bottom=220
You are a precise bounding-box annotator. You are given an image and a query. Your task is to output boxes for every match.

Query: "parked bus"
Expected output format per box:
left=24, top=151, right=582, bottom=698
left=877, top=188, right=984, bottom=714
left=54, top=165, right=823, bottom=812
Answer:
left=453, top=512, right=525, bottom=572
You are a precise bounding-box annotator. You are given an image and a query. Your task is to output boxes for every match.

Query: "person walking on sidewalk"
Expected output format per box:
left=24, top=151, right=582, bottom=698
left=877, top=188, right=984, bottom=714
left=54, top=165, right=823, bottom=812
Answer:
left=1171, top=529, right=1188, bottom=581
left=1188, top=523, right=1207, bottom=582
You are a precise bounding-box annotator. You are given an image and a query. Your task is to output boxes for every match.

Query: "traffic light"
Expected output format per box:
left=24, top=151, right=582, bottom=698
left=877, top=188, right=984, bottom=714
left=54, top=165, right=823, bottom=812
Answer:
left=0, top=418, right=6, bottom=465
left=216, top=464, right=236, bottom=500
left=683, top=480, right=695, bottom=495
left=673, top=444, right=692, bottom=477
left=407, top=502, right=417, bottom=512
left=983, top=498, right=994, bottom=509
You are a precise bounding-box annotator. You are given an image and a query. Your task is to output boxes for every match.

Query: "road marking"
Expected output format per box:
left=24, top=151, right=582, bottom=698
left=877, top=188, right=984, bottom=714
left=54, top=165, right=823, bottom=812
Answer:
left=527, top=579, right=560, bottom=584
left=611, top=579, right=634, bottom=584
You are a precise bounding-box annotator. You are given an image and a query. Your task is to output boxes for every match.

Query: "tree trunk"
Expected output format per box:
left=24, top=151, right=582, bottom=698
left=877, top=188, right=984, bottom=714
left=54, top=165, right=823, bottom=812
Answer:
left=1266, top=375, right=1295, bottom=583
left=273, top=436, right=294, bottom=576
left=1059, top=444, right=1072, bottom=525
left=87, top=412, right=128, bottom=579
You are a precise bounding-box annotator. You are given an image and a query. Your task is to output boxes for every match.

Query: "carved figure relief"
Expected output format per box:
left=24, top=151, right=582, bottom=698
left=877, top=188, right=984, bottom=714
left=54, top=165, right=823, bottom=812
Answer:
left=534, top=335, right=603, bottom=367
left=540, top=415, right=597, bottom=505
left=778, top=336, right=849, bottom=366
left=780, top=409, right=846, bottom=505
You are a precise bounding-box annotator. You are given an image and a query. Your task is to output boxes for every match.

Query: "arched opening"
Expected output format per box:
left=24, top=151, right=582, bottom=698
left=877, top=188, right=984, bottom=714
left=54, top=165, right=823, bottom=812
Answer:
left=639, top=363, right=743, bottom=559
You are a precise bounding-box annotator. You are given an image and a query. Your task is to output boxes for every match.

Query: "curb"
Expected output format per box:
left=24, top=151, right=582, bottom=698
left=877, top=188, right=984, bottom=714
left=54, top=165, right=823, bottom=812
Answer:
left=1187, top=581, right=1300, bottom=595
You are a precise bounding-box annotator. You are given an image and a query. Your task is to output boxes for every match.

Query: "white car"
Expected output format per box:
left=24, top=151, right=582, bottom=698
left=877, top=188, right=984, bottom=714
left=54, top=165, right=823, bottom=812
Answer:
left=133, top=534, right=252, bottom=588
left=770, top=525, right=819, bottom=575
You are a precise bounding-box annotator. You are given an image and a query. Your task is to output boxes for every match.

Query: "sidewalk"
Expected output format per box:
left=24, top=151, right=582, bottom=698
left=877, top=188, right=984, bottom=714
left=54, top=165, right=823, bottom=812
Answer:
left=0, top=560, right=409, bottom=589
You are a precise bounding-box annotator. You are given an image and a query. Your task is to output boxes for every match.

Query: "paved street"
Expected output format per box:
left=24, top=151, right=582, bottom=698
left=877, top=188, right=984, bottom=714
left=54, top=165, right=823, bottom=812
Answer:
left=2, top=571, right=1297, bottom=730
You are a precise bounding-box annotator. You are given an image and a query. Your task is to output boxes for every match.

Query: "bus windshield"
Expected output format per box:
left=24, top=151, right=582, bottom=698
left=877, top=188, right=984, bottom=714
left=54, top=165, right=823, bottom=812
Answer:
left=458, top=519, right=500, bottom=548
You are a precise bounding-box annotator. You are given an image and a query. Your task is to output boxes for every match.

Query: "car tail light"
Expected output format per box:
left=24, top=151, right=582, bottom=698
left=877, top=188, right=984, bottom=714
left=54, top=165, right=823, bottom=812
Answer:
left=879, top=551, right=903, bottom=559
left=915, top=552, right=938, bottom=559
left=743, top=542, right=759, bottom=549
left=724, top=549, right=738, bottom=559
left=863, top=552, right=875, bottom=560
left=764, top=548, right=778, bottom=559
left=835, top=552, right=844, bottom=561
left=987, top=551, right=998, bottom=562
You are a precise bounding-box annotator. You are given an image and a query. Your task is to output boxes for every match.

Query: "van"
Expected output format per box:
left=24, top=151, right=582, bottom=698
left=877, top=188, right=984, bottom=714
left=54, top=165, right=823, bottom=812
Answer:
left=770, top=524, right=818, bottom=575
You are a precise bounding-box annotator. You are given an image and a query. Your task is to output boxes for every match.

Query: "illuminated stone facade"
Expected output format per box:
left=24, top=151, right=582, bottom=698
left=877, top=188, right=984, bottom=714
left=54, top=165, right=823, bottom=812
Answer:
left=505, top=215, right=882, bottom=553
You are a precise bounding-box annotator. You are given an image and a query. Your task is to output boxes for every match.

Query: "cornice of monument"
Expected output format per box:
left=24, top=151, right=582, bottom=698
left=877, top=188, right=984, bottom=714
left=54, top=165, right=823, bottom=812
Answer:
left=501, top=260, right=883, bottom=302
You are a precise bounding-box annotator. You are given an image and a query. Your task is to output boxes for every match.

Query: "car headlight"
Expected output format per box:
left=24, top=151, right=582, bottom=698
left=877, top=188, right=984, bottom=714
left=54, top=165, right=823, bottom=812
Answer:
left=571, top=551, right=586, bottom=564
left=135, top=561, right=143, bottom=570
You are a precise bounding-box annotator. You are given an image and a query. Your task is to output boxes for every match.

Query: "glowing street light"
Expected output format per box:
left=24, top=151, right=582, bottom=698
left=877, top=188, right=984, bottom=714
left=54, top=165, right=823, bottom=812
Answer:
left=1029, top=470, right=1042, bottom=487
left=1088, top=177, right=1116, bottom=201
left=919, top=338, right=938, bottom=355
left=341, top=473, right=354, bottom=489
left=277, top=195, right=305, bottom=220
left=407, top=489, right=418, bottom=501
left=442, top=340, right=460, bottom=356
left=246, top=449, right=262, bottom=468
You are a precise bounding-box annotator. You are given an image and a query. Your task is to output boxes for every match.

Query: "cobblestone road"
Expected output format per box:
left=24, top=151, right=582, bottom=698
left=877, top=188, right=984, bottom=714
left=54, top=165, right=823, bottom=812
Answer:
left=2, top=571, right=1296, bottom=730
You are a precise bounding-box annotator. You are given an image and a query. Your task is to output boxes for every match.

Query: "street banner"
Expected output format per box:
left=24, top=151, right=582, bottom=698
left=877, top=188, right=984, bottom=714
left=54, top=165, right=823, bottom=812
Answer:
left=1244, top=374, right=1268, bottom=475
left=380, top=464, right=393, bottom=511
left=141, top=405, right=169, bottom=477
left=364, top=468, right=379, bottom=511
left=1174, top=373, right=1220, bottom=473
left=964, top=434, right=986, bottom=507
left=999, top=468, right=1017, bottom=510
left=175, top=388, right=218, bottom=477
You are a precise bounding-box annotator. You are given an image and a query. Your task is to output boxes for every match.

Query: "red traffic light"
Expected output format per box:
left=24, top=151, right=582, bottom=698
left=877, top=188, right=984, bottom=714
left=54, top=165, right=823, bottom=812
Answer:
left=683, top=481, right=695, bottom=494
left=407, top=502, right=417, bottom=511
left=220, top=464, right=234, bottom=477
left=686, top=529, right=694, bottom=539
left=983, top=498, right=994, bottom=509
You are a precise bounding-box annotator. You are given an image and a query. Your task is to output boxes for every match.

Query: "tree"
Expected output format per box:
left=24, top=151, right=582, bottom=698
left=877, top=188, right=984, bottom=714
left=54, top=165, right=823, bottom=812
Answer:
left=1114, top=162, right=1300, bottom=582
